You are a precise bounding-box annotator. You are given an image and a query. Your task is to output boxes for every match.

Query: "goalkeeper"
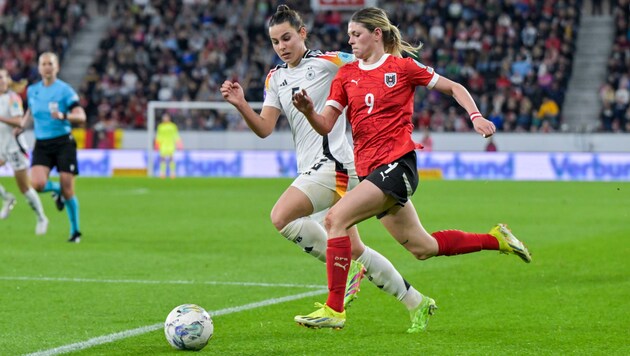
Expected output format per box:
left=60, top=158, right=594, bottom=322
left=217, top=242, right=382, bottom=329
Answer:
left=155, top=112, right=183, bottom=179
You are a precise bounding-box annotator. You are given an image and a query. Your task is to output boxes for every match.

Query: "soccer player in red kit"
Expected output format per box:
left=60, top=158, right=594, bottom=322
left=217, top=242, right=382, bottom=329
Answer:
left=293, top=7, right=532, bottom=331
left=223, top=5, right=438, bottom=333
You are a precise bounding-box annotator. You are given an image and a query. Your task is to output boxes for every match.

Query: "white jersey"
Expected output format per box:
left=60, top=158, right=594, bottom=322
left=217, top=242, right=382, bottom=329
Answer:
left=0, top=90, right=24, bottom=152
left=263, top=50, right=355, bottom=173
left=0, top=90, right=29, bottom=170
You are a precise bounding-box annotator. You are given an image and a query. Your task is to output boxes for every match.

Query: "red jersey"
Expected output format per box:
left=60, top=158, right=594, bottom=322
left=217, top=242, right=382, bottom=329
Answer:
left=325, top=54, right=439, bottom=176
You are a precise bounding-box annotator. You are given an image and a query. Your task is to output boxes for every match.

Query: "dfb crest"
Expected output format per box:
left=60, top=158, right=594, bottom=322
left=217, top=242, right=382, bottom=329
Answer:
left=384, top=73, right=397, bottom=88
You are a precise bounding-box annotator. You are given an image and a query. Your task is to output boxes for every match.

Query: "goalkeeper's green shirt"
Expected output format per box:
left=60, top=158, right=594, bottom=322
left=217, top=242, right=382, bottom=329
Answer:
left=156, top=121, right=180, bottom=154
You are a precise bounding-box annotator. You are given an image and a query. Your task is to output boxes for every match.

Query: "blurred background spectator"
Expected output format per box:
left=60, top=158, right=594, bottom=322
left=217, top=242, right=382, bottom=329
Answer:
left=0, top=0, right=88, bottom=95
left=3, top=0, right=627, bottom=136
left=599, top=0, right=629, bottom=132
left=71, top=0, right=585, bottom=134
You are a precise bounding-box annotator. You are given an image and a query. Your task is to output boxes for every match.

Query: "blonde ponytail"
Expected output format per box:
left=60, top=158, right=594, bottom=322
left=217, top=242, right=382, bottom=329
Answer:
left=350, top=7, right=422, bottom=58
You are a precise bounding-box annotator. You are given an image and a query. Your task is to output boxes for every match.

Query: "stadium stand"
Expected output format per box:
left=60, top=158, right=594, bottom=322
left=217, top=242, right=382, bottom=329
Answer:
left=4, top=0, right=621, bottom=134
left=77, top=0, right=584, bottom=134
left=0, top=0, right=89, bottom=87
left=599, top=0, right=629, bottom=132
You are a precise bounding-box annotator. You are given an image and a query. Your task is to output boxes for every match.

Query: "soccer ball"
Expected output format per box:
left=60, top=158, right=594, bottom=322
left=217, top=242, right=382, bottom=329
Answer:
left=164, top=304, right=214, bottom=350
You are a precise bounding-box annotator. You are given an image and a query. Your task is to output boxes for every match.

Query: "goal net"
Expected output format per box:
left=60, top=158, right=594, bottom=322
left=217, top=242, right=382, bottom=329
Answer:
left=146, top=100, right=266, bottom=177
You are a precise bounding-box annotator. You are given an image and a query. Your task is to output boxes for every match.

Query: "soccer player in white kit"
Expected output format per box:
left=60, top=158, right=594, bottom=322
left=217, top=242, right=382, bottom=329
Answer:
left=0, top=69, right=48, bottom=234
left=221, top=5, right=431, bottom=330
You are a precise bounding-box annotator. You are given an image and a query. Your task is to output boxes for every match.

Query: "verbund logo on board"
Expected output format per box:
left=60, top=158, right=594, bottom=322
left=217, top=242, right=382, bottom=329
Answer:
left=3, top=150, right=629, bottom=181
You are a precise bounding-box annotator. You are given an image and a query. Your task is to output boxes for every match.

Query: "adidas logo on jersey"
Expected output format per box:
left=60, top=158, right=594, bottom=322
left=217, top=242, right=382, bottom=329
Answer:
left=279, top=79, right=288, bottom=87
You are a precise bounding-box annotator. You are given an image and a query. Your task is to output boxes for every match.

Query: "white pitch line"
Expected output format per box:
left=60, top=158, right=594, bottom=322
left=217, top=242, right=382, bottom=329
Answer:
left=24, top=289, right=327, bottom=356
left=0, top=276, right=324, bottom=289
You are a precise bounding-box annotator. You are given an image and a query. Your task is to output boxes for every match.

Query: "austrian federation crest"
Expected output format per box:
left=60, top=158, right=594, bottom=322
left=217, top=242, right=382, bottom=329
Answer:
left=384, top=73, right=397, bottom=87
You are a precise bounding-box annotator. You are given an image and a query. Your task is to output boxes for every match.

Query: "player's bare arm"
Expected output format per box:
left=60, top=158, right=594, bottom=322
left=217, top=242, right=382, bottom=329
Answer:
left=0, top=114, right=23, bottom=127
left=220, top=80, right=280, bottom=138
left=432, top=76, right=496, bottom=138
left=48, top=104, right=85, bottom=124
left=65, top=107, right=87, bottom=125
left=292, top=89, right=341, bottom=135
left=19, top=108, right=31, bottom=128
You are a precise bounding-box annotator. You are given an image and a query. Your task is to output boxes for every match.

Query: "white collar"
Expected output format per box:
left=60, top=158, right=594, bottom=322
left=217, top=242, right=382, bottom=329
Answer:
left=358, top=53, right=390, bottom=70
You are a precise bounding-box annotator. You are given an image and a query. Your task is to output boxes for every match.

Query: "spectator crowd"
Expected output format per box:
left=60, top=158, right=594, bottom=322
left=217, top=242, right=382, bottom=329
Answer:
left=7, top=0, right=628, bottom=135
left=0, top=0, right=88, bottom=93
left=599, top=0, right=629, bottom=132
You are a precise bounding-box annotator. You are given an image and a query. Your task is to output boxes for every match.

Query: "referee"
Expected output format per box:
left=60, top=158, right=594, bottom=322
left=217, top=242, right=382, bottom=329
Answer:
left=22, top=52, right=86, bottom=243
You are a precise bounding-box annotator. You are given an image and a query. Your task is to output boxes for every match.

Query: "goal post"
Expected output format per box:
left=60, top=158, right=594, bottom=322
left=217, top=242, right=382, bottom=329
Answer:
left=146, top=100, right=264, bottom=177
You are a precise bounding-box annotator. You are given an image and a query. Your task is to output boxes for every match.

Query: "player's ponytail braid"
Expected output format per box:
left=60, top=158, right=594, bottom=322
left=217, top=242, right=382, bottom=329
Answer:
left=350, top=7, right=423, bottom=59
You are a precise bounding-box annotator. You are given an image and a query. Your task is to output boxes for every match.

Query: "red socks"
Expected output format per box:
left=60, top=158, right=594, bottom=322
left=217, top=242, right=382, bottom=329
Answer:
left=432, top=230, right=499, bottom=256
left=324, top=231, right=497, bottom=311
left=325, top=236, right=351, bottom=313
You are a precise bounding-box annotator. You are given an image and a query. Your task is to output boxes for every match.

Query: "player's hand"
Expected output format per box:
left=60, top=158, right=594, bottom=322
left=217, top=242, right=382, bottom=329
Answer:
left=12, top=126, right=24, bottom=137
left=220, top=80, right=245, bottom=105
left=292, top=89, right=314, bottom=115
left=472, top=116, right=496, bottom=138
left=48, top=102, right=65, bottom=120
left=50, top=110, right=64, bottom=120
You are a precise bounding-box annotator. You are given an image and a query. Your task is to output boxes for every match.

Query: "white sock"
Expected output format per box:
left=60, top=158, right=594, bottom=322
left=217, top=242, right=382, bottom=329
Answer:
left=24, top=188, right=46, bottom=220
left=357, top=246, right=420, bottom=308
left=279, top=217, right=327, bottom=262
left=0, top=184, right=7, bottom=199
left=401, top=286, right=423, bottom=310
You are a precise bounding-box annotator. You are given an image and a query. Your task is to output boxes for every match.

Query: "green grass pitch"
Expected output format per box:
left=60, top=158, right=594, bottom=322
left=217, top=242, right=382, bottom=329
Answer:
left=0, top=177, right=628, bottom=355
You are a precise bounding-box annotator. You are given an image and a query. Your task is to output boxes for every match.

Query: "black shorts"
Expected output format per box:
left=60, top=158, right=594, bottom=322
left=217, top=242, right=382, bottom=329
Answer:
left=32, top=134, right=79, bottom=175
left=361, top=150, right=419, bottom=217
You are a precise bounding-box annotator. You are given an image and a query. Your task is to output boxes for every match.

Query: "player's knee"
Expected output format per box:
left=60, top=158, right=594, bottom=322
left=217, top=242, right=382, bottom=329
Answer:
left=270, top=211, right=288, bottom=232
left=30, top=180, right=46, bottom=192
left=324, top=209, right=348, bottom=234
left=323, top=211, right=335, bottom=232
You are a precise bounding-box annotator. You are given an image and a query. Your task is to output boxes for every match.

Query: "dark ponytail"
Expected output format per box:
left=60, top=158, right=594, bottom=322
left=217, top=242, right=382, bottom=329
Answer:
left=269, top=4, right=305, bottom=31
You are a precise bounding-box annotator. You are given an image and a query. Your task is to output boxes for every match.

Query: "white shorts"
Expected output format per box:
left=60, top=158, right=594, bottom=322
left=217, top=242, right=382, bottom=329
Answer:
left=0, top=135, right=29, bottom=171
left=291, top=157, right=359, bottom=213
